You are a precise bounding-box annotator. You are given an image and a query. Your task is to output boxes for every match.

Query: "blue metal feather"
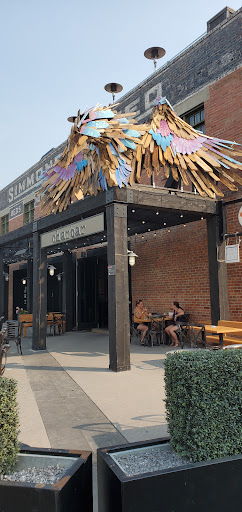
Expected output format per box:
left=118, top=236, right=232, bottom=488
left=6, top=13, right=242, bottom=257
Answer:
left=119, top=118, right=129, bottom=124
left=120, top=139, right=136, bottom=150
left=109, top=143, right=119, bottom=156
left=94, top=109, right=115, bottom=119
left=123, top=129, right=141, bottom=138
left=87, top=121, right=110, bottom=129
left=82, top=127, right=101, bottom=138
left=115, top=158, right=132, bottom=187
left=98, top=168, right=108, bottom=190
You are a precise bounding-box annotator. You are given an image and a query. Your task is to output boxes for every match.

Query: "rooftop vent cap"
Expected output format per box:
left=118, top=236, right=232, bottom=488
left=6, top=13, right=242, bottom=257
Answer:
left=207, top=7, right=235, bottom=32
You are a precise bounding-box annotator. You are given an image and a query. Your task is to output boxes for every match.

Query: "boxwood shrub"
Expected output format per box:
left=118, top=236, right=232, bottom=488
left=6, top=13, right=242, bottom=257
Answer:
left=0, top=377, right=19, bottom=474
left=164, top=349, right=242, bottom=462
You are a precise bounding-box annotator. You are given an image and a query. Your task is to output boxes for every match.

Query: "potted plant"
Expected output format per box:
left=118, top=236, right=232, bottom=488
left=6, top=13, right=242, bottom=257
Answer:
left=97, top=349, right=242, bottom=512
left=0, top=377, right=93, bottom=511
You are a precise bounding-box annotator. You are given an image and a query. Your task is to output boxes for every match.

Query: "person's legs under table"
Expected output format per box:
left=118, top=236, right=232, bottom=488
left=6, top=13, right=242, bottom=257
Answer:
left=137, top=323, right=149, bottom=345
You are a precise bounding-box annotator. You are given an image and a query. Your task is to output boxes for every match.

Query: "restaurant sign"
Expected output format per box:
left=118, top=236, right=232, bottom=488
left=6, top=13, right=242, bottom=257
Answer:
left=41, top=213, right=104, bottom=248
left=225, top=244, right=240, bottom=263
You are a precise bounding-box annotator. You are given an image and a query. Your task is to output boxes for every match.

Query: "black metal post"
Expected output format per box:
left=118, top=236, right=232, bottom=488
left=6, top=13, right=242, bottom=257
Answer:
left=207, top=215, right=220, bottom=325
left=106, top=203, right=130, bottom=372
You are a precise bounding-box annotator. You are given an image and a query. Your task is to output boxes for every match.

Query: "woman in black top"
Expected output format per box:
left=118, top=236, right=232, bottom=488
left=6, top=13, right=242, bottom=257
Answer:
left=165, top=301, right=185, bottom=348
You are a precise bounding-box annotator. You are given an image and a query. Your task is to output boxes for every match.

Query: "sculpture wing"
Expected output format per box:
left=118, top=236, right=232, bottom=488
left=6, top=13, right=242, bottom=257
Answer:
left=39, top=105, right=145, bottom=214
left=133, top=96, right=242, bottom=198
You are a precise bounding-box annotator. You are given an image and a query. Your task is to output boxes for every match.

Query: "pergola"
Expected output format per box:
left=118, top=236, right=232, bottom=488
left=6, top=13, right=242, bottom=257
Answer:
left=0, top=185, right=219, bottom=371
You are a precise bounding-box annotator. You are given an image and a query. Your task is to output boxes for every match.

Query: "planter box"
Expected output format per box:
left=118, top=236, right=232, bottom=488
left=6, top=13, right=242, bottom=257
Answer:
left=97, top=437, right=242, bottom=512
left=0, top=447, right=92, bottom=512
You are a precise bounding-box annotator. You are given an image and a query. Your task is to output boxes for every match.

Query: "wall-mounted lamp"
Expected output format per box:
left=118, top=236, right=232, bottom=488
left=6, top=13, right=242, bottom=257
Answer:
left=57, top=272, right=64, bottom=282
left=3, top=272, right=9, bottom=282
left=127, top=250, right=138, bottom=267
left=22, top=277, right=27, bottom=285
left=48, top=265, right=56, bottom=276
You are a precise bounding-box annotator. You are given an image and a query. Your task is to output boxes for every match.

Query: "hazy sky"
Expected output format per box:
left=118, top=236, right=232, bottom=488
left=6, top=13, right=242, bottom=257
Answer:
left=0, top=1, right=241, bottom=190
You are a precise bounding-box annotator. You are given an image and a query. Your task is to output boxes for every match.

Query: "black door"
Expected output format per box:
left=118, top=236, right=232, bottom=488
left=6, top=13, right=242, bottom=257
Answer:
left=78, top=255, right=108, bottom=330
left=13, top=269, right=28, bottom=318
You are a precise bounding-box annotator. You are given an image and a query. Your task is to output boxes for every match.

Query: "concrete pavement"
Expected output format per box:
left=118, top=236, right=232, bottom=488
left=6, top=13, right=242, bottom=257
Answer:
left=5, top=331, right=171, bottom=511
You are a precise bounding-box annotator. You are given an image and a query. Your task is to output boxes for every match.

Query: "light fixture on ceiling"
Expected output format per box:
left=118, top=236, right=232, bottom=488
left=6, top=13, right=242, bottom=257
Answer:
left=22, top=277, right=27, bottom=285
left=48, top=265, right=56, bottom=276
left=57, top=272, right=64, bottom=282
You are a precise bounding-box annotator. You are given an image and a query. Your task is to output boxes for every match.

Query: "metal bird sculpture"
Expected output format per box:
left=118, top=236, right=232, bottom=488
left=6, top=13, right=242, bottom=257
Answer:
left=131, top=96, right=242, bottom=198
left=39, top=97, right=242, bottom=213
left=39, top=104, right=146, bottom=214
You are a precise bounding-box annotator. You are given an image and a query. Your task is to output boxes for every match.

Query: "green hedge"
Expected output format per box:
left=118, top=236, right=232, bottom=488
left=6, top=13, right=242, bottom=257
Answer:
left=0, top=377, right=19, bottom=474
left=164, top=350, right=242, bottom=462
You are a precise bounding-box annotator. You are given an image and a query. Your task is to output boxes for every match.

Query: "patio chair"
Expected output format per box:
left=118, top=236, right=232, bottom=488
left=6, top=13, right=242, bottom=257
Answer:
left=0, top=330, right=10, bottom=375
left=4, top=320, right=22, bottom=355
left=130, top=315, right=141, bottom=343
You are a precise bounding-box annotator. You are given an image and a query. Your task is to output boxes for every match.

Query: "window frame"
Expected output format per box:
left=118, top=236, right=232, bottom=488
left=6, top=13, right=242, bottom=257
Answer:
left=181, top=103, right=205, bottom=134
left=24, top=200, right=35, bottom=224
left=1, top=214, right=9, bottom=235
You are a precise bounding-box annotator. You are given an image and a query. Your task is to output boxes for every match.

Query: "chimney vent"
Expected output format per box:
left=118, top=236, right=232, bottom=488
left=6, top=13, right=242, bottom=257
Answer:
left=207, top=7, right=235, bottom=32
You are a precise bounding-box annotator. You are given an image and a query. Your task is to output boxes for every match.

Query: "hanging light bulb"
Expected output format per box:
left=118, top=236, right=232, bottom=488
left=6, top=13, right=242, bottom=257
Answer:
left=48, top=265, right=56, bottom=276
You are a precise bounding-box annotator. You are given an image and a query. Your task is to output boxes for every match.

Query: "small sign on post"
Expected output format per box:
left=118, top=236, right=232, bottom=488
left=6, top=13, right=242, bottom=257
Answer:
left=225, top=244, right=240, bottom=263
left=108, top=265, right=116, bottom=276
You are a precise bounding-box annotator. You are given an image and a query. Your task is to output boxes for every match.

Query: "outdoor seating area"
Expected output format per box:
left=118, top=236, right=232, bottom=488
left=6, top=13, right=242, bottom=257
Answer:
left=19, top=312, right=66, bottom=337
left=131, top=314, right=242, bottom=351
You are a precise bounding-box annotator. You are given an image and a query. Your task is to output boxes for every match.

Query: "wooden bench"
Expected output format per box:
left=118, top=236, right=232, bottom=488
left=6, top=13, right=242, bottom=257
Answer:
left=19, top=313, right=66, bottom=337
left=19, top=314, right=33, bottom=337
left=206, top=320, right=242, bottom=348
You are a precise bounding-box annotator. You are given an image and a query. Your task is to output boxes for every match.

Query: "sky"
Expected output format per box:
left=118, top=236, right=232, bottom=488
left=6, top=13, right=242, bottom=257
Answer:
left=0, top=0, right=241, bottom=190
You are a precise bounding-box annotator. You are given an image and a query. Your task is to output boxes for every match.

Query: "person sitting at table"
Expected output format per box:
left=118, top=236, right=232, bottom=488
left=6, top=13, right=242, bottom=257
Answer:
left=134, top=299, right=151, bottom=345
left=165, top=301, right=185, bottom=348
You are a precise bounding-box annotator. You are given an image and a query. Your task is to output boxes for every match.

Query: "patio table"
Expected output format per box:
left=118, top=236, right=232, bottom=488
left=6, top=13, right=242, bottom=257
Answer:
left=204, top=325, right=242, bottom=349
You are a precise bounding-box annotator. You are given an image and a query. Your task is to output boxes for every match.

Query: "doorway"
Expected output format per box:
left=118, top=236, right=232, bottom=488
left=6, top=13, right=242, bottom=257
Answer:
left=77, top=253, right=108, bottom=330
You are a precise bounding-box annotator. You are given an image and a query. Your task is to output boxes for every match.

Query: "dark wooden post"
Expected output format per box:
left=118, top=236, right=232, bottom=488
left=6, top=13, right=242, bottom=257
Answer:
left=62, top=250, right=73, bottom=331
left=32, top=228, right=47, bottom=350
left=217, top=203, right=229, bottom=320
left=207, top=215, right=220, bottom=325
left=106, top=203, right=130, bottom=372
left=27, top=259, right=33, bottom=314
left=0, top=250, right=4, bottom=317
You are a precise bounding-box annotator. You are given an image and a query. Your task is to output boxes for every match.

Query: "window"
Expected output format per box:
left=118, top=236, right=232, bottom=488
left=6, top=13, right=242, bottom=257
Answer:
left=182, top=104, right=205, bottom=134
left=24, top=200, right=35, bottom=224
left=1, top=214, right=9, bottom=235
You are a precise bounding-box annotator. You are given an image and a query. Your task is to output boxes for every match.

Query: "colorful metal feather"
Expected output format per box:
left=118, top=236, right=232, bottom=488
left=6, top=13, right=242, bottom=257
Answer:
left=39, top=104, right=144, bottom=214
left=132, top=96, right=242, bottom=198
left=39, top=97, right=242, bottom=214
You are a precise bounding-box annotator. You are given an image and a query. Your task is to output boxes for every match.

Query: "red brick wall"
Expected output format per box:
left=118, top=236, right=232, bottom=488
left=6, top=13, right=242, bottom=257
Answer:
left=205, top=68, right=242, bottom=144
left=9, top=214, right=24, bottom=232
left=130, top=219, right=211, bottom=323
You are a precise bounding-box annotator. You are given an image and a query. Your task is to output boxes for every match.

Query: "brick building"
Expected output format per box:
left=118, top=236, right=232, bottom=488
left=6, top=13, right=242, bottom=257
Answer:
left=0, top=7, right=241, bottom=369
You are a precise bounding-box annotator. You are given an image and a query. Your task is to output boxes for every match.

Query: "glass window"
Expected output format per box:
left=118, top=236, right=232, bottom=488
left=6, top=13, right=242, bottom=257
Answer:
left=24, top=200, right=35, bottom=224
left=1, top=214, right=9, bottom=235
left=182, top=104, right=205, bottom=134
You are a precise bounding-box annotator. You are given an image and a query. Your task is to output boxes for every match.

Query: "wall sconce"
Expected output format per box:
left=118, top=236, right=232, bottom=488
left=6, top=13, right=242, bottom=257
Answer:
left=22, top=277, right=27, bottom=285
left=57, top=272, right=64, bottom=282
left=128, top=250, right=138, bottom=267
left=48, top=265, right=56, bottom=276
left=3, top=272, right=9, bottom=282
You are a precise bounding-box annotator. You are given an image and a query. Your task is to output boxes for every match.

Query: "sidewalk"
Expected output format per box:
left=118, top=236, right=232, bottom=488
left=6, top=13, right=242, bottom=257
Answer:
left=5, top=331, right=170, bottom=510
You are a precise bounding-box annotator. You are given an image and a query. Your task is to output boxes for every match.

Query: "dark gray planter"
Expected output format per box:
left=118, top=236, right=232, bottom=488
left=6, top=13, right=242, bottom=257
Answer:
left=0, top=447, right=92, bottom=512
left=97, top=437, right=242, bottom=512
